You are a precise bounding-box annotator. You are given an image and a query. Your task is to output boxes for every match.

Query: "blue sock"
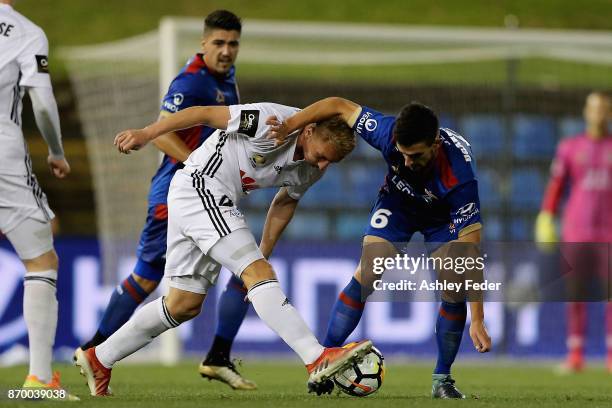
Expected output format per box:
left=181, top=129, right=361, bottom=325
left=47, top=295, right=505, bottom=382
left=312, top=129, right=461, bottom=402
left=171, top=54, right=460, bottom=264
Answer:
left=98, top=274, right=151, bottom=338
left=205, top=275, right=249, bottom=363
left=323, top=277, right=365, bottom=347
left=216, top=275, right=250, bottom=340
left=434, top=301, right=467, bottom=375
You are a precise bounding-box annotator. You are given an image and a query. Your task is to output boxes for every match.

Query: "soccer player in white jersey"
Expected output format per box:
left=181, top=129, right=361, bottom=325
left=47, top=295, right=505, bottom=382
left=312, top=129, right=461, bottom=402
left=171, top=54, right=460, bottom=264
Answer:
left=73, top=102, right=373, bottom=397
left=0, top=0, right=77, bottom=400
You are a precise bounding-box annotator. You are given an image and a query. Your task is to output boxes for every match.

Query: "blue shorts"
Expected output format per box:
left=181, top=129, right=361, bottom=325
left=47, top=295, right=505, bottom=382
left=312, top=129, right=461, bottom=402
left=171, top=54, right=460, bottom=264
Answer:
left=363, top=189, right=474, bottom=252
left=134, top=203, right=168, bottom=281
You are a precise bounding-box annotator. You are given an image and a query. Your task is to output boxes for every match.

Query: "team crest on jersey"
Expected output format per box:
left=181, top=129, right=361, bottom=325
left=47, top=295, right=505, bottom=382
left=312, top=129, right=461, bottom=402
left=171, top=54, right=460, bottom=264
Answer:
left=250, top=154, right=266, bottom=167
left=215, top=89, right=225, bottom=104
left=35, top=55, right=49, bottom=74
left=239, top=110, right=259, bottom=137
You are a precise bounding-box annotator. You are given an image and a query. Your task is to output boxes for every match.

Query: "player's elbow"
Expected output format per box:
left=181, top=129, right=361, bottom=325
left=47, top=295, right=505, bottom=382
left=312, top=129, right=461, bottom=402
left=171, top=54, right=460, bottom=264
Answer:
left=322, top=97, right=360, bottom=123
left=326, top=97, right=353, bottom=112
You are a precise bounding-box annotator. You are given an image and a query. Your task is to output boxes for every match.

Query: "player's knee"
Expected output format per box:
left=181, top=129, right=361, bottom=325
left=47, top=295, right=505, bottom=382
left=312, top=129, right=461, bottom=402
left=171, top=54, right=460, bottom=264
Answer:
left=173, top=303, right=202, bottom=322
left=240, top=259, right=276, bottom=290
left=23, top=249, right=59, bottom=272
left=165, top=289, right=205, bottom=323
left=131, top=273, right=160, bottom=293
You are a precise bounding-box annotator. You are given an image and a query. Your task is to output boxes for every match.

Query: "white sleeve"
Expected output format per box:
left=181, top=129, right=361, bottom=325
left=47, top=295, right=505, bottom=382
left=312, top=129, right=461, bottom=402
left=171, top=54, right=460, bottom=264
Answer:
left=29, top=87, right=64, bottom=159
left=17, top=28, right=52, bottom=89
left=227, top=103, right=300, bottom=139
left=286, top=170, right=324, bottom=201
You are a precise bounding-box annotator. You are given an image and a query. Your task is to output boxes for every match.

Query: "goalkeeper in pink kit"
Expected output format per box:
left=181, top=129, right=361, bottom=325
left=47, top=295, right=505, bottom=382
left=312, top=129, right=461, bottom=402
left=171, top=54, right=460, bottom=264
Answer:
left=535, top=92, right=612, bottom=373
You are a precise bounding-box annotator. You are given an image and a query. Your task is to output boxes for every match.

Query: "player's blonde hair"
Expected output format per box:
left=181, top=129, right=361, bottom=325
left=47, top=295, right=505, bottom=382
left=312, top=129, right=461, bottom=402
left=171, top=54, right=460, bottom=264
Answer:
left=314, top=115, right=356, bottom=158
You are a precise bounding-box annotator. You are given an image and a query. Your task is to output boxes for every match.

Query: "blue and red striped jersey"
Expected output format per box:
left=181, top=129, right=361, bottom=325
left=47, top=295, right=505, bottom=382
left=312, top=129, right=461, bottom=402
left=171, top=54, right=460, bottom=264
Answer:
left=148, top=53, right=239, bottom=205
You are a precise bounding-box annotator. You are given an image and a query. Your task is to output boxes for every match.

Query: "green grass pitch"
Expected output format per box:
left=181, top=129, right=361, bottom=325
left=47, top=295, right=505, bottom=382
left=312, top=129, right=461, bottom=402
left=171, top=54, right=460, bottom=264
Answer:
left=1, top=361, right=610, bottom=407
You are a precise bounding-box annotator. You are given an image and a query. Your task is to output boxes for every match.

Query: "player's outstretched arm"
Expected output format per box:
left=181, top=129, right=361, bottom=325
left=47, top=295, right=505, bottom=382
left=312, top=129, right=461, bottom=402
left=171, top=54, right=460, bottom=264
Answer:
left=259, top=188, right=299, bottom=259
left=150, top=112, right=194, bottom=162
left=114, top=106, right=230, bottom=154
left=266, top=97, right=361, bottom=144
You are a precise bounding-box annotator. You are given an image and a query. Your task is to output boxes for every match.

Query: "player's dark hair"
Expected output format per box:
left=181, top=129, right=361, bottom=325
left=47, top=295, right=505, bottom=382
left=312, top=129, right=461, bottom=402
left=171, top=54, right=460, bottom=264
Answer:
left=315, top=115, right=356, bottom=158
left=393, top=102, right=439, bottom=147
left=204, top=10, right=242, bottom=34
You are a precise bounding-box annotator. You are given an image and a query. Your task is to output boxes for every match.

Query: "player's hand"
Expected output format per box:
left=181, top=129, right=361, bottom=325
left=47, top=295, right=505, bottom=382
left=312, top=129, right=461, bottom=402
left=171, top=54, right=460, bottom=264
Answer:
left=265, top=115, right=289, bottom=146
left=47, top=156, right=70, bottom=179
left=534, top=211, right=558, bottom=252
left=469, top=320, right=491, bottom=353
left=114, top=128, right=152, bottom=154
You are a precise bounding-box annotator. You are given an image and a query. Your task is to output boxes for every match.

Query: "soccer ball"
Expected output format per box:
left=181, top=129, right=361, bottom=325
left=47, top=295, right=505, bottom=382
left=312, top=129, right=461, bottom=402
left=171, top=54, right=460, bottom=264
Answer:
left=333, top=346, right=385, bottom=397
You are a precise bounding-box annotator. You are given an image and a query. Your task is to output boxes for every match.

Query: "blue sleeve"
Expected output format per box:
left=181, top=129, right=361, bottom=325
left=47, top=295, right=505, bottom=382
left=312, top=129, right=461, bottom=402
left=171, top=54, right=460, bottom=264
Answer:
left=446, top=180, right=482, bottom=233
left=351, top=106, right=396, bottom=152
left=160, top=75, right=200, bottom=113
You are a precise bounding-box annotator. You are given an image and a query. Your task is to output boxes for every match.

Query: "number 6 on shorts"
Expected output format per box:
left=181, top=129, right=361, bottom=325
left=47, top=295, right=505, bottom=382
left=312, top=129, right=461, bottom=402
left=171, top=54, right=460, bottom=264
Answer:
left=370, top=209, right=392, bottom=229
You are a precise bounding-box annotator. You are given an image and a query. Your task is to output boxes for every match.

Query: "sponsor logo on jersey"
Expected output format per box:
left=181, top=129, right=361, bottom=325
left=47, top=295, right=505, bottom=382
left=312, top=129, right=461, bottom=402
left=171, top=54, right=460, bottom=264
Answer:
left=240, top=169, right=259, bottom=192
left=391, top=175, right=436, bottom=204
left=365, top=118, right=378, bottom=131
left=35, top=55, right=49, bottom=74
left=250, top=154, right=266, bottom=167
left=173, top=93, right=184, bottom=106
left=453, top=202, right=479, bottom=225
left=239, top=110, right=259, bottom=138
left=444, top=128, right=472, bottom=162
left=274, top=165, right=283, bottom=174
left=355, top=111, right=374, bottom=134
left=226, top=208, right=243, bottom=218
left=457, top=202, right=476, bottom=216
left=163, top=101, right=178, bottom=112
left=215, top=89, right=225, bottom=104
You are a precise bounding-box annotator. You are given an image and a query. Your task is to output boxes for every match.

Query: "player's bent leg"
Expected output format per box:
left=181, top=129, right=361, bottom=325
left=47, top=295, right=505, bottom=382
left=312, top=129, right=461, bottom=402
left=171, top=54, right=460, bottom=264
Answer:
left=324, top=235, right=397, bottom=347
left=428, top=240, right=470, bottom=399
left=75, top=288, right=205, bottom=396
left=81, top=259, right=165, bottom=350
left=431, top=300, right=467, bottom=399
left=199, top=275, right=255, bottom=390
left=238, top=259, right=372, bottom=393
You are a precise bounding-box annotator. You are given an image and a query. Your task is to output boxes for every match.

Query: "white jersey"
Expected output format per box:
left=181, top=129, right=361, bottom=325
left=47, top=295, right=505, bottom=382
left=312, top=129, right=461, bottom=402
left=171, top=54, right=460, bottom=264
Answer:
left=183, top=103, right=324, bottom=204
left=0, top=3, right=52, bottom=175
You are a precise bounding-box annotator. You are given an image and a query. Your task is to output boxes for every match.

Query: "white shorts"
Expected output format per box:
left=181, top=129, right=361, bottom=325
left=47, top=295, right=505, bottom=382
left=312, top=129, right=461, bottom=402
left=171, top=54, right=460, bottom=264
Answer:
left=0, top=174, right=54, bottom=259
left=165, top=171, right=264, bottom=294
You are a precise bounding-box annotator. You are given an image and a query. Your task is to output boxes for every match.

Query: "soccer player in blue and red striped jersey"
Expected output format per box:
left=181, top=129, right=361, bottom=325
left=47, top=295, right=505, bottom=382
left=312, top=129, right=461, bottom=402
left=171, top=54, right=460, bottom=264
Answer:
left=267, top=97, right=492, bottom=399
left=78, top=10, right=256, bottom=390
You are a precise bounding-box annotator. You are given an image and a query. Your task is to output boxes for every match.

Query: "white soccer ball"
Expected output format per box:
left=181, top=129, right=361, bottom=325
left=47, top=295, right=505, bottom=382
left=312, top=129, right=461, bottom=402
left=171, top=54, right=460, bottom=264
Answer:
left=333, top=346, right=385, bottom=397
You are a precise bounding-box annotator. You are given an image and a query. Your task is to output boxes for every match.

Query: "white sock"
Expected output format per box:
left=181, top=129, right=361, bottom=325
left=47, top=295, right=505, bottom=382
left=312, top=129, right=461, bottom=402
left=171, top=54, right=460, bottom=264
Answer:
left=23, top=270, right=58, bottom=383
left=247, top=280, right=324, bottom=364
left=95, top=297, right=179, bottom=368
